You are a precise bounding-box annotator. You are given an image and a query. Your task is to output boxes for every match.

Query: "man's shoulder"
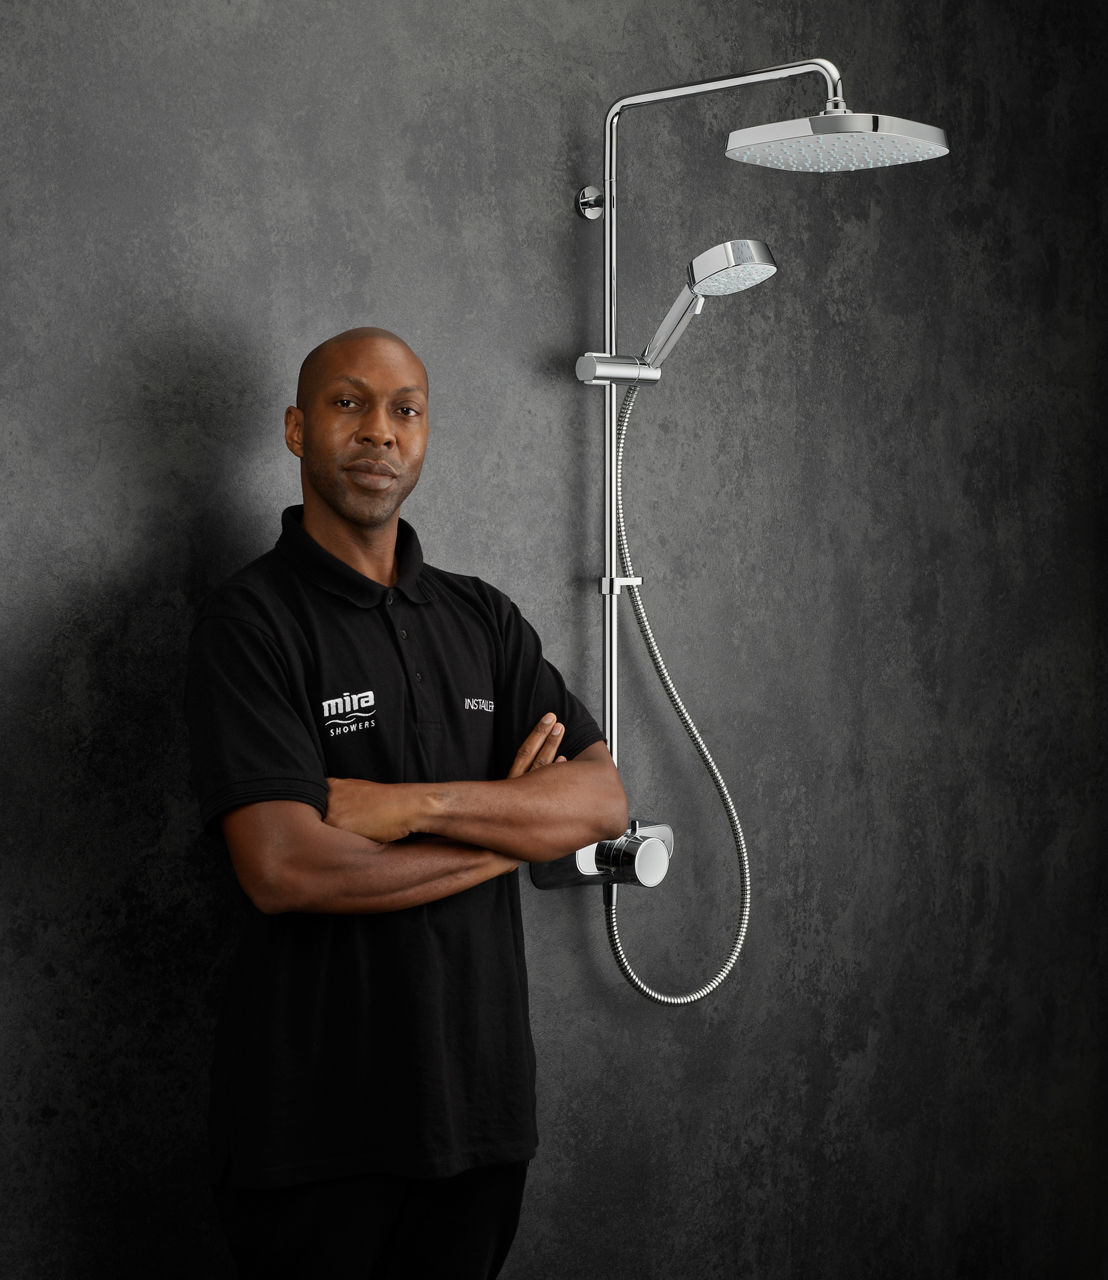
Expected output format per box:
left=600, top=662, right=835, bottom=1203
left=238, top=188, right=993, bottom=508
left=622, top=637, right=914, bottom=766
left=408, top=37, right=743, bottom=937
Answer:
left=417, top=560, right=551, bottom=668
left=419, top=560, right=519, bottom=621
left=193, top=547, right=298, bottom=629
left=420, top=558, right=502, bottom=597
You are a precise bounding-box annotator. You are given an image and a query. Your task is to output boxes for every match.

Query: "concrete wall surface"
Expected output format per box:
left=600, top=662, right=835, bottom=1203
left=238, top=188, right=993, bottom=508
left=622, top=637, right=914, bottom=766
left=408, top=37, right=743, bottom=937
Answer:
left=1, top=0, right=1104, bottom=1276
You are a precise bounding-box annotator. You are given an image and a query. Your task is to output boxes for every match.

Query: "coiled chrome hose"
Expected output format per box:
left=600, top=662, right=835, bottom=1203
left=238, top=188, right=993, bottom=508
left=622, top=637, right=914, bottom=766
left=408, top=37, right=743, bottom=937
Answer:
left=606, top=385, right=752, bottom=1005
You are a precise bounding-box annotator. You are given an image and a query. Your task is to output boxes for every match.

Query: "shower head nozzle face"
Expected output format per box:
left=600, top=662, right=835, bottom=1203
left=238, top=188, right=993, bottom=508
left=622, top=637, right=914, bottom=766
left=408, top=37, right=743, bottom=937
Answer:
left=725, top=112, right=949, bottom=172
left=693, top=261, right=777, bottom=295
left=689, top=239, right=777, bottom=295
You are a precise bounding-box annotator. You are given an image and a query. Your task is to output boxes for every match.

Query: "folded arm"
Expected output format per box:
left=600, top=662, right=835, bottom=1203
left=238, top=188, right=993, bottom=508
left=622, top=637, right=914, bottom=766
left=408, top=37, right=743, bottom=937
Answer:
left=324, top=715, right=629, bottom=863
left=221, top=800, right=519, bottom=915
left=219, top=715, right=624, bottom=914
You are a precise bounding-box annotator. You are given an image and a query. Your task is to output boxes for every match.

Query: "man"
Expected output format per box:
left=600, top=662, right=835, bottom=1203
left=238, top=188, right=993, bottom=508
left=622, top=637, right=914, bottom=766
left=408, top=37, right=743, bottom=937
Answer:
left=185, top=327, right=627, bottom=1278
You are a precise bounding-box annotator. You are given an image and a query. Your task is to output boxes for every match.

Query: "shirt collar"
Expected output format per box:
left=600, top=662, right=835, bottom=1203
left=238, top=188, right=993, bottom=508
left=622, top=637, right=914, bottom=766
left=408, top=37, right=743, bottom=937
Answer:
left=275, top=506, right=431, bottom=608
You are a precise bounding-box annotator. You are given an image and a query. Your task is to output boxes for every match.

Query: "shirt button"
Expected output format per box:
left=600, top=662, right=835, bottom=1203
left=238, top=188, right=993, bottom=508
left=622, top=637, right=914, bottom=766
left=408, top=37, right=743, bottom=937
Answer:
left=386, top=591, right=394, bottom=606
left=400, top=629, right=408, bottom=639
left=415, top=672, right=423, bottom=683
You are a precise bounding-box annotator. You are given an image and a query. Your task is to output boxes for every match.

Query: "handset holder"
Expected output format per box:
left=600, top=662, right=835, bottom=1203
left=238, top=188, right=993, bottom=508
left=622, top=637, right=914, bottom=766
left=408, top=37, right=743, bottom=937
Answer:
left=530, top=820, right=673, bottom=890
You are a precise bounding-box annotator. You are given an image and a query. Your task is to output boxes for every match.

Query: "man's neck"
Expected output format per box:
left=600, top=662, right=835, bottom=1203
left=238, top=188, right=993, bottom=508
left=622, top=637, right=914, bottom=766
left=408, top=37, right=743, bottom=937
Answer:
left=300, top=506, right=400, bottom=586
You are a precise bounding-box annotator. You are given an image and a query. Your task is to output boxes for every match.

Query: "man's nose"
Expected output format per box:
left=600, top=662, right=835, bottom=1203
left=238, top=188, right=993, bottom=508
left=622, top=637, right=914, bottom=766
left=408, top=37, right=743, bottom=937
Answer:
left=358, top=407, right=395, bottom=447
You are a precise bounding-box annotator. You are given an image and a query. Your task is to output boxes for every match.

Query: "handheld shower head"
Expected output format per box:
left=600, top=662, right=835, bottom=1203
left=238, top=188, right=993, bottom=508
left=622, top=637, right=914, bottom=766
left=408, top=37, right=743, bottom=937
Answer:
left=575, top=239, right=776, bottom=385
left=725, top=111, right=948, bottom=172
left=642, top=239, right=776, bottom=369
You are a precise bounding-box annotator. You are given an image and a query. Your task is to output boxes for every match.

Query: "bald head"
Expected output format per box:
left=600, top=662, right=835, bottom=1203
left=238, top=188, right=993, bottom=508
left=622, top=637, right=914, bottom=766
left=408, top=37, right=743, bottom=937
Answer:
left=296, top=327, right=426, bottom=408
left=284, top=326, right=430, bottom=553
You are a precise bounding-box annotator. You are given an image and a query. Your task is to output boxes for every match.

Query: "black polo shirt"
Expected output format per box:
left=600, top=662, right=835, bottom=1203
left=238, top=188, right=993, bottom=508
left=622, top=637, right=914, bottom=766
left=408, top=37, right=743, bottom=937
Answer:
left=185, top=507, right=602, bottom=1188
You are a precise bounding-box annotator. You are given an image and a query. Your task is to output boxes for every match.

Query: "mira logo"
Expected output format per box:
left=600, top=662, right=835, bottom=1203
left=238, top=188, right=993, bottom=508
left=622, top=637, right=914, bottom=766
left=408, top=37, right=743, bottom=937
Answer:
left=321, top=689, right=376, bottom=737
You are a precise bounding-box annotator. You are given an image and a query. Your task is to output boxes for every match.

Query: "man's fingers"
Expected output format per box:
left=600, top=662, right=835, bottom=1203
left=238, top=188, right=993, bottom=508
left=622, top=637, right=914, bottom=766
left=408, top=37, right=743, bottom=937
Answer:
left=508, top=714, right=556, bottom=777
left=531, top=721, right=564, bottom=770
left=508, top=713, right=564, bottom=778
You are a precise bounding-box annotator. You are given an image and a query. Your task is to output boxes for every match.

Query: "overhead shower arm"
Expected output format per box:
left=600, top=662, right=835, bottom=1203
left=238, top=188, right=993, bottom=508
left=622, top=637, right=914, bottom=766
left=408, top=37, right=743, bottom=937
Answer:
left=584, top=60, right=847, bottom=356
left=582, top=58, right=849, bottom=766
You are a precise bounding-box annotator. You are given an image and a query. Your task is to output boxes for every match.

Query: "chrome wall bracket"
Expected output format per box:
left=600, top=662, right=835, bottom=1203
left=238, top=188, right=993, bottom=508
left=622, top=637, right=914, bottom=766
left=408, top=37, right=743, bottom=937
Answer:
left=575, top=184, right=604, bottom=220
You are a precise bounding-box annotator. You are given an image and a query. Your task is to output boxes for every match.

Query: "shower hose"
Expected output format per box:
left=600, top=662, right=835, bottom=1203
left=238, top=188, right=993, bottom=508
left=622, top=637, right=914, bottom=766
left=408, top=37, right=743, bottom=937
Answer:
left=606, top=385, right=752, bottom=1005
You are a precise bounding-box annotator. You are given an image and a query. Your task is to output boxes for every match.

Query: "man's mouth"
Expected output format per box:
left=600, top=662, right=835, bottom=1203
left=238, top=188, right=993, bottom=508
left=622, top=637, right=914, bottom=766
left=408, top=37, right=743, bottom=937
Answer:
left=343, top=459, right=399, bottom=489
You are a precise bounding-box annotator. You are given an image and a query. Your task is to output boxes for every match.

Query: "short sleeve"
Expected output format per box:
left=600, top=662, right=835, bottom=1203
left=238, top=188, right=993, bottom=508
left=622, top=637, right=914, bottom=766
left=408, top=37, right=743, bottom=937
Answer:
left=491, top=594, right=604, bottom=768
left=185, top=613, right=328, bottom=829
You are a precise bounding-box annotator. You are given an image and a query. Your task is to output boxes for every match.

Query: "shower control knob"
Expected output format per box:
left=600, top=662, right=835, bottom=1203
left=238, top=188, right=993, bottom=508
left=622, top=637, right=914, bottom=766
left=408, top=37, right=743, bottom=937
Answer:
left=594, top=830, right=671, bottom=888
left=528, top=820, right=674, bottom=890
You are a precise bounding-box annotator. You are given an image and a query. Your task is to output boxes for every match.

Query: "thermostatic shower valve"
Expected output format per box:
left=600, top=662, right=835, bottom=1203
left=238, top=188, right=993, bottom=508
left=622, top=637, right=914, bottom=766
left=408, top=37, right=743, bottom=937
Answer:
left=594, top=826, right=671, bottom=887
left=530, top=821, right=673, bottom=890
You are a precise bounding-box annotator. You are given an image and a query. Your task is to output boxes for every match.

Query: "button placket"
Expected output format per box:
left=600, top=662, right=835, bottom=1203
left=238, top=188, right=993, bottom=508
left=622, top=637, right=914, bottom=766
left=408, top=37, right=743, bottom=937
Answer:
left=387, top=598, right=428, bottom=710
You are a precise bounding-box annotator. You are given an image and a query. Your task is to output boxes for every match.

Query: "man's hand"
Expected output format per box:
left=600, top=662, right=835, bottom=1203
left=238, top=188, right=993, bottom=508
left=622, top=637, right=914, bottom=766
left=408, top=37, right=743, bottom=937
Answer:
left=507, top=712, right=567, bottom=778
left=324, top=778, right=417, bottom=843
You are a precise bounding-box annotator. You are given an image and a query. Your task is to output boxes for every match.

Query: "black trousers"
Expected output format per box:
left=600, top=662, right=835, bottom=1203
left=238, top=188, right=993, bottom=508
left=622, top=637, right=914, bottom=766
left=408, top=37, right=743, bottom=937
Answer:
left=218, top=1162, right=528, bottom=1280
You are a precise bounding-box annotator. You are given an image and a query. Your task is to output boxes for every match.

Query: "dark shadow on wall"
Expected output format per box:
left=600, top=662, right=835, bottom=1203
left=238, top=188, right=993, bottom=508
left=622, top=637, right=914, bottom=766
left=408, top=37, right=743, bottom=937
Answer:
left=0, top=324, right=274, bottom=1278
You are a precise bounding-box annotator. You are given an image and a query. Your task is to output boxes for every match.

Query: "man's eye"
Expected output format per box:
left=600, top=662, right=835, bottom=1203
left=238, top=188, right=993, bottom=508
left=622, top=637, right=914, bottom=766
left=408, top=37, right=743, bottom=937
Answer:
left=396, top=406, right=420, bottom=417
left=335, top=398, right=357, bottom=409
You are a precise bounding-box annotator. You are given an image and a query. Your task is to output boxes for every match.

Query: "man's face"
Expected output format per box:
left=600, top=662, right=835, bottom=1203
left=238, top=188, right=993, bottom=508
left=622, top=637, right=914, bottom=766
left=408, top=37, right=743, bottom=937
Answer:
left=284, top=335, right=429, bottom=533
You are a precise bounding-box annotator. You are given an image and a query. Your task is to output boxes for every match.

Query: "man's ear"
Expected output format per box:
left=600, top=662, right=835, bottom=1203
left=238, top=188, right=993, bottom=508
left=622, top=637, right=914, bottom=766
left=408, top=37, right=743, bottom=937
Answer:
left=284, top=406, right=304, bottom=458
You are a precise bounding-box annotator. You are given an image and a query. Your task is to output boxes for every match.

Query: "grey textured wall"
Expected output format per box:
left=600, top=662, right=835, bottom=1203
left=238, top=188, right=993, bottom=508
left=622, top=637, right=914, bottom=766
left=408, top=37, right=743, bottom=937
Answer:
left=1, top=0, right=1103, bottom=1276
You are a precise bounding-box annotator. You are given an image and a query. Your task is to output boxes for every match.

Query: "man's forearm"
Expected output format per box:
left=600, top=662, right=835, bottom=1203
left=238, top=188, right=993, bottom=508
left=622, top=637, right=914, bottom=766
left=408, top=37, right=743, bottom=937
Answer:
left=420, top=751, right=628, bottom=860
left=299, top=835, right=520, bottom=913
left=222, top=800, right=520, bottom=915
left=326, top=743, right=628, bottom=862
